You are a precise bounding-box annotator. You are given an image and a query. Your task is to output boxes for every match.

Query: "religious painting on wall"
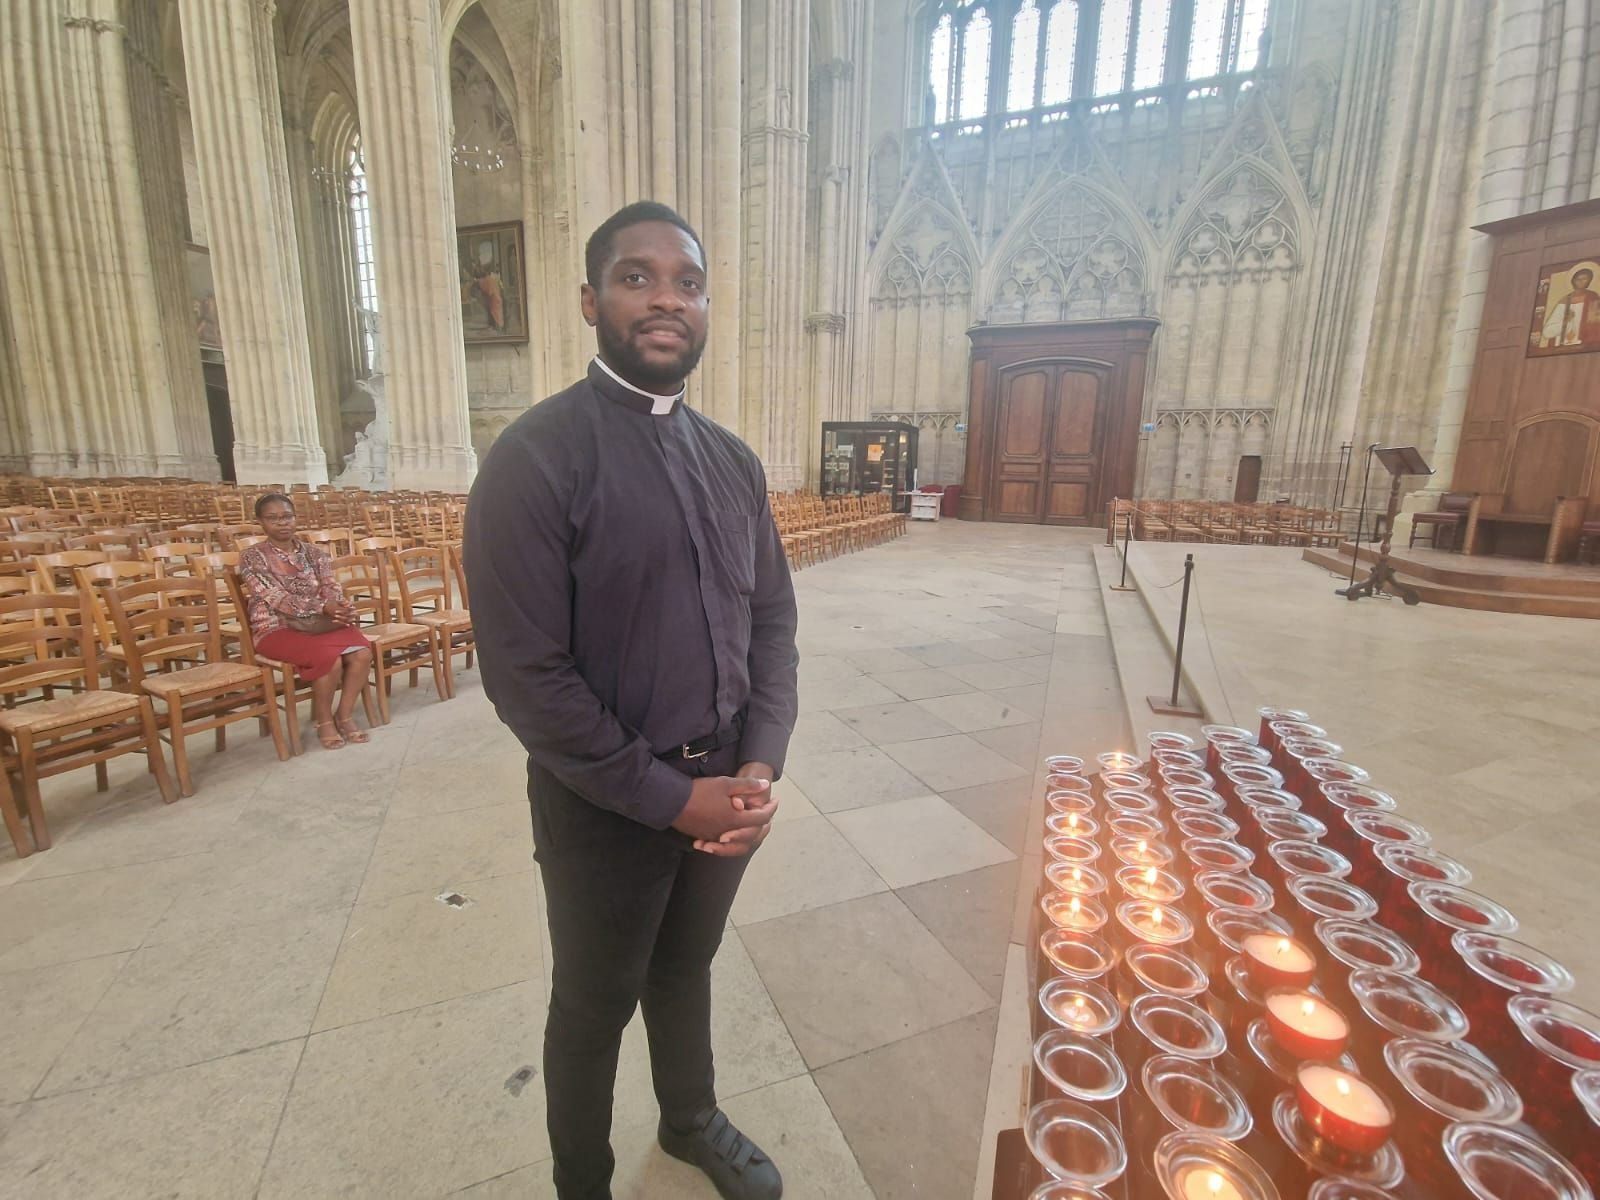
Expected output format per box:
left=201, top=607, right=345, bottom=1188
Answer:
left=457, top=220, right=528, bottom=344
left=185, top=244, right=222, bottom=354
left=1528, top=257, right=1600, bottom=355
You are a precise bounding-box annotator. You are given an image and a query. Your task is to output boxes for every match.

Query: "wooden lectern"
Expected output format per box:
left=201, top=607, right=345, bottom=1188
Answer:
left=1337, top=446, right=1434, bottom=605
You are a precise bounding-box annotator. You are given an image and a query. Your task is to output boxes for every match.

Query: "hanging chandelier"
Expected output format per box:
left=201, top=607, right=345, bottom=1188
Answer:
left=451, top=142, right=506, bottom=172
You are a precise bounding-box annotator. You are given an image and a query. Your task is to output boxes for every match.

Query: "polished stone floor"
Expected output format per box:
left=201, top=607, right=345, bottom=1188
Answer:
left=0, top=524, right=1592, bottom=1199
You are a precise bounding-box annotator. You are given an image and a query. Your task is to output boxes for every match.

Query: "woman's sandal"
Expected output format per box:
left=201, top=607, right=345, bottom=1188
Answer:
left=336, top=718, right=370, bottom=744
left=316, top=720, right=346, bottom=750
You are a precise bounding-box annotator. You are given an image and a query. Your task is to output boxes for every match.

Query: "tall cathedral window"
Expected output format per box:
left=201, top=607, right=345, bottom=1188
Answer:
left=347, top=141, right=379, bottom=374
left=923, top=0, right=1268, bottom=123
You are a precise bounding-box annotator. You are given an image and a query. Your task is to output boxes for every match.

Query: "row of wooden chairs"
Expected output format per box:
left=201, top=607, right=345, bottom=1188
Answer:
left=1108, top=499, right=1343, bottom=548
left=771, top=492, right=906, bottom=569
left=0, top=543, right=476, bottom=858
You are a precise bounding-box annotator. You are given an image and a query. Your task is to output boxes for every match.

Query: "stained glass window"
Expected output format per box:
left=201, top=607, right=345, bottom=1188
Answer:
left=1093, top=0, right=1132, bottom=96
left=957, top=7, right=993, bottom=120
left=1007, top=1, right=1042, bottom=111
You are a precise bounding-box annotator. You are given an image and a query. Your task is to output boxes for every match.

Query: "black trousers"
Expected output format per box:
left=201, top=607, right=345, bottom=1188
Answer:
left=529, top=746, right=751, bottom=1200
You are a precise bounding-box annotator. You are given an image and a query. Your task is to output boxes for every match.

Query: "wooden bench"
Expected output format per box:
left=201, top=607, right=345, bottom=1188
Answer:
left=1462, top=494, right=1589, bottom=563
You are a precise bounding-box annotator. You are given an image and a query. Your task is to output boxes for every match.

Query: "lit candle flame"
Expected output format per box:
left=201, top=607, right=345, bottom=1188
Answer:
left=1069, top=896, right=1081, bottom=916
left=1068, top=813, right=1079, bottom=831
left=1276, top=938, right=1291, bottom=955
left=1301, top=999, right=1316, bottom=1017
left=1071, top=867, right=1082, bottom=884
left=1207, top=1174, right=1224, bottom=1197
left=1152, top=906, right=1164, bottom=926
left=1136, top=839, right=1148, bottom=854
left=1143, top=867, right=1157, bottom=885
left=1336, top=1076, right=1351, bottom=1097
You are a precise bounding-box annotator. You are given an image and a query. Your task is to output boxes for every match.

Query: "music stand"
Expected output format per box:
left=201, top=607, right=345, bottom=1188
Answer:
left=1336, top=446, right=1434, bottom=605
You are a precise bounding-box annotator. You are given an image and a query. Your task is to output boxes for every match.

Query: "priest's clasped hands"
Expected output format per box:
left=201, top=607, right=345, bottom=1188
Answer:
left=672, top=763, right=779, bottom=857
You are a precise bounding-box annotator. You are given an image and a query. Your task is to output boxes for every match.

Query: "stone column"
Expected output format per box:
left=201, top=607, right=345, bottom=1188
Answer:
left=742, top=0, right=811, bottom=489
left=0, top=0, right=216, bottom=478
left=178, top=0, right=327, bottom=484
left=558, top=0, right=744, bottom=433
left=348, top=0, right=477, bottom=492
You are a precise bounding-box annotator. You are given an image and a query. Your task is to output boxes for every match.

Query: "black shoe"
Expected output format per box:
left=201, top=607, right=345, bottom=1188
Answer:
left=658, top=1108, right=783, bottom=1200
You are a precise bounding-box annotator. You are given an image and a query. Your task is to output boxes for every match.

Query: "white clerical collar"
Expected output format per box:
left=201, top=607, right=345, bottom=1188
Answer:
left=592, top=356, right=683, bottom=415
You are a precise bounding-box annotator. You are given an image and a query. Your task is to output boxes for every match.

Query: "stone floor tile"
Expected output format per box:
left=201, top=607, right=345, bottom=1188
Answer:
left=16, top=789, right=251, bottom=882
left=831, top=700, right=961, bottom=746
left=941, top=777, right=1033, bottom=856
left=797, top=673, right=902, bottom=713
left=896, top=861, right=1022, bottom=1002
left=0, top=855, right=199, bottom=972
left=729, top=816, right=886, bottom=927
left=986, top=682, right=1050, bottom=720
left=943, top=659, right=1047, bottom=691
left=258, top=983, right=548, bottom=1199
left=235, top=765, right=399, bottom=841
left=0, top=1041, right=301, bottom=1200
left=815, top=1008, right=999, bottom=1200
left=782, top=746, right=932, bottom=813
left=785, top=709, right=872, bottom=757
left=357, top=801, right=533, bottom=905
left=841, top=648, right=931, bottom=675
left=314, top=869, right=541, bottom=1032
left=960, top=637, right=1040, bottom=662
left=872, top=666, right=976, bottom=701
left=38, top=910, right=345, bottom=1096
left=972, top=721, right=1042, bottom=768
left=741, top=892, right=992, bottom=1068
left=770, top=775, right=819, bottom=823
left=453, top=1163, right=557, bottom=1198
left=385, top=753, right=531, bottom=821
left=914, top=691, right=1037, bottom=734
left=719, top=1075, right=875, bottom=1199
left=831, top=795, right=1014, bottom=890
left=881, top=733, right=1029, bottom=792
left=0, top=953, right=129, bottom=1103
left=898, top=642, right=994, bottom=669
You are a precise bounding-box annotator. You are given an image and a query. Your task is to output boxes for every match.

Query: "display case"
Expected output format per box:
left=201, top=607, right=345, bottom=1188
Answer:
left=820, top=422, right=919, bottom=513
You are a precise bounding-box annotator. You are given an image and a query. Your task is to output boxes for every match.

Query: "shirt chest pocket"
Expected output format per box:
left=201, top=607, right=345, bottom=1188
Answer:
left=705, top=509, right=756, bottom=596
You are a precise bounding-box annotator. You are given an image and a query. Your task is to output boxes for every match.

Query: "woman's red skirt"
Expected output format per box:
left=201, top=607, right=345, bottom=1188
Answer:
left=256, top=628, right=373, bottom=682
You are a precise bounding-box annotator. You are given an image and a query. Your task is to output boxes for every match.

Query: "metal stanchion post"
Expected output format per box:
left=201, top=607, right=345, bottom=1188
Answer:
left=1148, top=553, right=1203, bottom=717
left=1111, top=510, right=1137, bottom=592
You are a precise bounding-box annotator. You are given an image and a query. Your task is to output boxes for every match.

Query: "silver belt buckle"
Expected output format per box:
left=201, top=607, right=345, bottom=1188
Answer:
left=681, top=742, right=710, bottom=761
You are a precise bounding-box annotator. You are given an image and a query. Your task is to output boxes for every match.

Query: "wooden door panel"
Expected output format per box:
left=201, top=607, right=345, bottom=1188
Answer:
left=993, top=368, right=1052, bottom=522
left=1053, top=372, right=1099, bottom=456
left=1049, top=483, right=1090, bottom=518
left=1002, top=371, right=1049, bottom=457
left=1044, top=369, right=1105, bottom=524
left=997, top=482, right=1041, bottom=517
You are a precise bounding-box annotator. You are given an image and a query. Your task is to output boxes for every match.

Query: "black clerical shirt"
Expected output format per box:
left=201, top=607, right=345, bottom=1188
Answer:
left=465, top=359, right=800, bottom=831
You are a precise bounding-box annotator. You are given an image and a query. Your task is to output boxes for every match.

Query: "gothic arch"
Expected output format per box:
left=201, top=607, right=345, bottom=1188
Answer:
left=866, top=144, right=980, bottom=308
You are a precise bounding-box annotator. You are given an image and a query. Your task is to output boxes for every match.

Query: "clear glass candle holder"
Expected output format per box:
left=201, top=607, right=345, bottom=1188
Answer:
left=1116, top=898, right=1195, bottom=948
left=1314, top=918, right=1420, bottom=1014
left=1271, top=1091, right=1405, bottom=1190
left=1159, top=767, right=1215, bottom=792
left=1220, top=761, right=1286, bottom=812
left=1207, top=906, right=1294, bottom=955
left=1348, top=968, right=1469, bottom=1070
left=1039, top=977, right=1122, bottom=1038
left=1096, top=751, right=1145, bottom=775
left=1111, top=834, right=1175, bottom=870
left=1046, top=810, right=1102, bottom=840
left=1252, top=807, right=1328, bottom=854
left=1371, top=842, right=1470, bottom=921
left=1182, top=836, right=1255, bottom=876
left=1131, top=994, right=1228, bottom=1062
left=1142, top=1059, right=1253, bottom=1141
left=1262, top=837, right=1348, bottom=893
left=1047, top=754, right=1088, bottom=776
left=1304, top=757, right=1371, bottom=807
left=1344, top=811, right=1431, bottom=894
left=1025, top=1098, right=1128, bottom=1188
left=1243, top=1014, right=1362, bottom=1115
left=1149, top=730, right=1198, bottom=752
left=1307, top=1178, right=1400, bottom=1199
left=1028, top=1183, right=1112, bottom=1200
left=1569, top=1069, right=1600, bottom=1189
left=1108, top=810, right=1167, bottom=841
left=1124, top=943, right=1209, bottom=999
left=1442, top=1122, right=1590, bottom=1200
left=1216, top=741, right=1273, bottom=769
left=1116, top=864, right=1186, bottom=905
left=1041, top=891, right=1109, bottom=935
left=1152, top=747, right=1208, bottom=774
left=1194, top=869, right=1275, bottom=914
left=1045, top=834, right=1102, bottom=868
left=1399, top=882, right=1518, bottom=983
left=1104, top=788, right=1160, bottom=817
left=1285, top=876, right=1378, bottom=939
left=1153, top=1131, right=1281, bottom=1200
left=1259, top=706, right=1314, bottom=754
left=1448, top=932, right=1574, bottom=1058
left=1045, top=861, right=1109, bottom=898
left=1163, top=785, right=1226, bottom=815
left=1280, top=738, right=1343, bottom=797
left=1174, top=809, right=1240, bottom=842
left=1201, top=724, right=1258, bottom=775
left=1503, top=995, right=1600, bottom=1162
left=1048, top=774, right=1095, bottom=801
left=1033, top=1027, right=1129, bottom=1107
left=1381, top=1037, right=1523, bottom=1185
left=1040, top=927, right=1119, bottom=981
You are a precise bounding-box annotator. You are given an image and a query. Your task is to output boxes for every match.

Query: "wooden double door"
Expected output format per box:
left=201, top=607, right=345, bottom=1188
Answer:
left=990, top=362, right=1108, bottom=524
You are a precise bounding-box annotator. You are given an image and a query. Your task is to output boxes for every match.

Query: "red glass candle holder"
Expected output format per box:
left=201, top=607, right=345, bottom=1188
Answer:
left=1272, top=1090, right=1404, bottom=1189
left=1108, top=810, right=1167, bottom=841
left=1269, top=722, right=1330, bottom=775
left=1344, top=811, right=1430, bottom=894
left=1307, top=1178, right=1400, bottom=1199
left=1025, top=1098, right=1128, bottom=1188
left=1381, top=1037, right=1523, bottom=1187
left=1295, top=1063, right=1396, bottom=1156
left=1252, top=807, right=1328, bottom=854
left=1041, top=891, right=1109, bottom=935
left=1347, top=968, right=1469, bottom=1070
left=1259, top=706, right=1313, bottom=753
left=1111, top=835, right=1174, bottom=870
left=1207, top=906, right=1295, bottom=955
left=1034, top=1027, right=1129, bottom=1107
left=1116, top=864, right=1186, bottom=905
left=1241, top=930, right=1317, bottom=991
left=1401, top=882, right=1518, bottom=984
left=1159, top=767, right=1216, bottom=793
left=1174, top=809, right=1240, bottom=842
left=1285, top=876, right=1378, bottom=940
left=1041, top=928, right=1119, bottom=981
left=1103, top=788, right=1160, bottom=817
left=1150, top=731, right=1197, bottom=753
left=1234, top=785, right=1300, bottom=858
left=1194, top=869, right=1275, bottom=914
left=1182, top=837, right=1255, bottom=877
left=1040, top=977, right=1122, bottom=1037
left=1281, top=738, right=1342, bottom=797
left=1504, top=996, right=1600, bottom=1164
left=1116, top=899, right=1195, bottom=948
left=1265, top=988, right=1352, bottom=1061
left=1303, top=757, right=1371, bottom=813
left=1045, top=835, right=1102, bottom=868
left=1046, top=810, right=1102, bottom=840
left=1265, top=839, right=1351, bottom=894
left=1442, top=1122, right=1590, bottom=1200
left=1449, top=932, right=1574, bottom=1058
left=1027, top=1183, right=1112, bottom=1200
left=1371, top=842, right=1470, bottom=921
left=1315, top=918, right=1421, bottom=976
left=1570, top=1069, right=1600, bottom=1191
left=1153, top=747, right=1207, bottom=773
left=1124, top=943, right=1209, bottom=999
left=1152, top=1131, right=1281, bottom=1200
left=1164, top=785, right=1226, bottom=814
left=1046, top=861, right=1109, bottom=898
left=1220, top=762, right=1285, bottom=814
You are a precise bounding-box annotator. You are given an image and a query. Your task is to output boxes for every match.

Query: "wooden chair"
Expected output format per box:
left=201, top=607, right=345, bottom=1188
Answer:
left=386, top=546, right=472, bottom=699
left=0, top=591, right=176, bottom=856
left=213, top=494, right=250, bottom=525
left=105, top=578, right=290, bottom=796
left=62, top=530, right=147, bottom=559
left=302, top=528, right=354, bottom=558
left=1409, top=492, right=1471, bottom=552
left=33, top=550, right=111, bottom=593
left=233, top=534, right=268, bottom=552
left=332, top=553, right=443, bottom=724
left=217, top=569, right=376, bottom=756
left=144, top=541, right=209, bottom=577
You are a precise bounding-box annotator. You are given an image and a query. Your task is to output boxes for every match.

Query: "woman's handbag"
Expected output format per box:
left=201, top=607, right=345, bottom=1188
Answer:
left=284, top=612, right=339, bottom=635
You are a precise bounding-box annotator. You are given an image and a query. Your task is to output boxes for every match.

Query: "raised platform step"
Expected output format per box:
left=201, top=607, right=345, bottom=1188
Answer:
left=1302, top=546, right=1600, bottom=620
left=1329, top=542, right=1600, bottom=598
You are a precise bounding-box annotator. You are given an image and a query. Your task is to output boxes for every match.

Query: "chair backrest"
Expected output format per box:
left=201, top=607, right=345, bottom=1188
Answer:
left=1439, top=492, right=1473, bottom=515
left=330, top=553, right=387, bottom=625
left=386, top=546, right=453, bottom=620
left=144, top=541, right=209, bottom=576
left=355, top=535, right=407, bottom=557
left=105, top=578, right=224, bottom=682
left=446, top=543, right=469, bottom=609
left=0, top=591, right=96, bottom=700
left=302, top=527, right=354, bottom=557
left=233, top=533, right=268, bottom=551
left=34, top=550, right=110, bottom=592
left=190, top=551, right=241, bottom=581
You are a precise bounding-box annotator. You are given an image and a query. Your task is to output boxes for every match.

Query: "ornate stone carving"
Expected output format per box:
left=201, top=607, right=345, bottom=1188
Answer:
left=874, top=204, right=973, bottom=304
left=988, top=183, right=1148, bottom=322
left=1171, top=164, right=1299, bottom=278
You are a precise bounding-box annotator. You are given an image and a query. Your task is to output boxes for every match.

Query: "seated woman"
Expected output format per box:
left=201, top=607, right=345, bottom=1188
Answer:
left=239, top=493, right=374, bottom=749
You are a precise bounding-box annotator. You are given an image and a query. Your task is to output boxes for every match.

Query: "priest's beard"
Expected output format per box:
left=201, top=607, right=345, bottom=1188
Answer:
left=595, top=315, right=707, bottom=394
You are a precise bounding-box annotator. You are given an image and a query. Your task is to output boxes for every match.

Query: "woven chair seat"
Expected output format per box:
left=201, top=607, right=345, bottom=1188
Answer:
left=0, top=689, right=141, bottom=734
left=140, top=661, right=262, bottom=697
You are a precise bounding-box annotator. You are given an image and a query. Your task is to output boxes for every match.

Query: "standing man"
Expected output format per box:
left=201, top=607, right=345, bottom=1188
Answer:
left=466, top=202, right=798, bottom=1200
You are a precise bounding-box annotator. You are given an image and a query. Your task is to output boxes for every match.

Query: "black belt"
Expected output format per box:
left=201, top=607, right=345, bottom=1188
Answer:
left=660, top=721, right=743, bottom=762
